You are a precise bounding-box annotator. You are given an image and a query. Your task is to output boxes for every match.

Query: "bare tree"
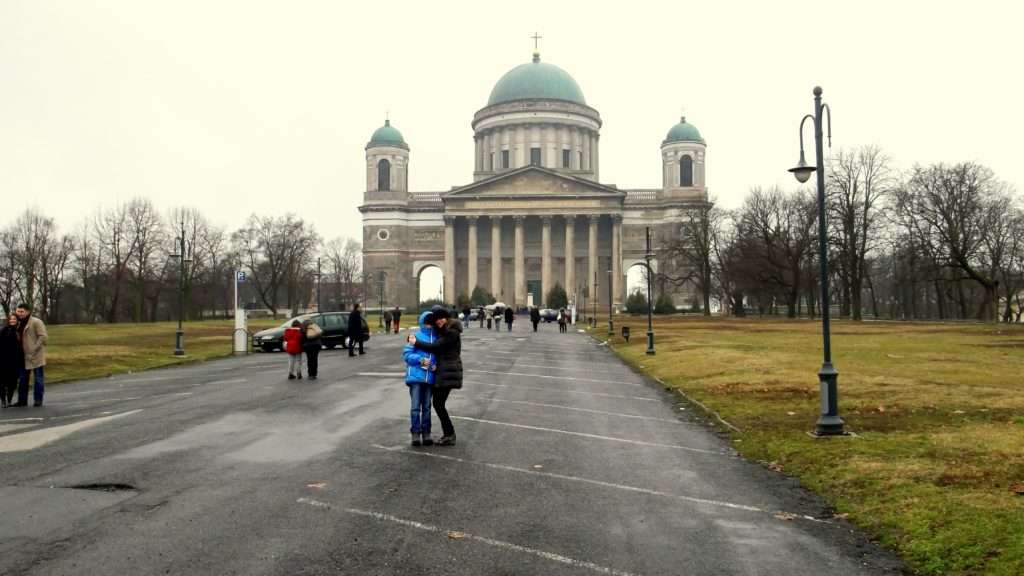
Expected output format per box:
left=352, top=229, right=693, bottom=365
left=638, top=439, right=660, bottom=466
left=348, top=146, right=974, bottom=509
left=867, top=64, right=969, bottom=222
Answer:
left=324, top=237, right=362, bottom=311
left=662, top=201, right=722, bottom=315
left=233, top=214, right=319, bottom=316
left=0, top=230, right=21, bottom=315
left=827, top=146, right=894, bottom=320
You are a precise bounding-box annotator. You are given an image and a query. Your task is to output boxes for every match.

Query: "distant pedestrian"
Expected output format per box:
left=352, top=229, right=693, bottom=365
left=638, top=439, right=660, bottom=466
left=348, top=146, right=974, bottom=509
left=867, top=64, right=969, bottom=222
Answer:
left=403, top=311, right=437, bottom=446
left=478, top=306, right=485, bottom=328
left=485, top=307, right=493, bottom=330
left=283, top=319, right=304, bottom=380
left=383, top=309, right=393, bottom=333
left=348, top=303, right=366, bottom=356
left=408, top=306, right=463, bottom=446
left=461, top=306, right=471, bottom=329
left=530, top=306, right=541, bottom=332
left=558, top=308, right=568, bottom=333
left=1, top=313, right=23, bottom=408
left=302, top=318, right=323, bottom=380
left=504, top=306, right=514, bottom=332
left=392, top=306, right=402, bottom=334
left=15, top=304, right=47, bottom=407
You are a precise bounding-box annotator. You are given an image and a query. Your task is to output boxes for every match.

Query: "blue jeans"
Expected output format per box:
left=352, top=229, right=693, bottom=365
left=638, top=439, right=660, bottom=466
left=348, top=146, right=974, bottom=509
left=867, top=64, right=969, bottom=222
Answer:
left=19, top=366, right=44, bottom=405
left=408, top=382, right=432, bottom=435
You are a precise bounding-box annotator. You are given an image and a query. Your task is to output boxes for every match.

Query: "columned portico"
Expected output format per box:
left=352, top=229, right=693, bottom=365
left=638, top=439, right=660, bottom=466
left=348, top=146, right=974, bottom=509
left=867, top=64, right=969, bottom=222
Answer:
left=490, top=216, right=502, bottom=300
left=564, top=215, right=575, bottom=297
left=467, top=216, right=478, bottom=294
left=588, top=215, right=599, bottom=306
left=612, top=214, right=622, bottom=307
left=443, top=216, right=455, bottom=303
left=541, top=216, right=552, bottom=302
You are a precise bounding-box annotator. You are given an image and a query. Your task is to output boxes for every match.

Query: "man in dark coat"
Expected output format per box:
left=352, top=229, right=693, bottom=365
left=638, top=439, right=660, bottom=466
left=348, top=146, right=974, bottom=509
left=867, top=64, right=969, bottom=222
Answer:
left=1, top=313, right=23, bottom=408
left=529, top=307, right=541, bottom=332
left=301, top=318, right=322, bottom=379
left=348, top=303, right=365, bottom=356
left=409, top=306, right=462, bottom=446
left=392, top=306, right=402, bottom=334
left=504, top=306, right=514, bottom=332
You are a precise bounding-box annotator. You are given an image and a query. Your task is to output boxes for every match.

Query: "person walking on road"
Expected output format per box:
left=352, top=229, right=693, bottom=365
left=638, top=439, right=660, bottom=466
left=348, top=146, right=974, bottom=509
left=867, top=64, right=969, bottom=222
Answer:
left=478, top=306, right=485, bottom=328
left=504, top=306, right=514, bottom=332
left=383, top=309, right=393, bottom=334
left=283, top=319, right=304, bottom=380
left=558, top=308, right=568, bottom=333
left=348, top=303, right=365, bottom=356
left=485, top=307, right=493, bottom=330
left=392, top=306, right=402, bottom=334
left=403, top=311, right=437, bottom=446
left=15, top=304, right=47, bottom=407
left=302, top=318, right=323, bottom=380
left=1, top=313, right=23, bottom=408
left=408, top=306, right=462, bottom=446
left=529, top=306, right=541, bottom=332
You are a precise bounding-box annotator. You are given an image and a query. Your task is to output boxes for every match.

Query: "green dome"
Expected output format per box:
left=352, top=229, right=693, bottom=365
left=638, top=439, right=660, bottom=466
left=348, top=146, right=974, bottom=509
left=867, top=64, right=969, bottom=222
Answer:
left=664, top=117, right=704, bottom=144
left=368, top=119, right=406, bottom=148
left=487, top=53, right=586, bottom=106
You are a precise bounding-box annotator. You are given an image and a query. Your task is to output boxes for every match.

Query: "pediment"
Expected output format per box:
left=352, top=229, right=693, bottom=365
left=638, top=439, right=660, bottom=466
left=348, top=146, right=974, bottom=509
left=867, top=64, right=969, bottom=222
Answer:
left=444, top=166, right=625, bottom=200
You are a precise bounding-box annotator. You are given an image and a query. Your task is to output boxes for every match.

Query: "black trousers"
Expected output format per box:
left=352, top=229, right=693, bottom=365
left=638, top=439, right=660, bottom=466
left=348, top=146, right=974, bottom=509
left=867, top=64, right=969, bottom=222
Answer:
left=432, top=387, right=455, bottom=437
left=348, top=337, right=364, bottom=355
left=531, top=321, right=539, bottom=332
left=304, top=346, right=320, bottom=377
left=1, top=373, right=16, bottom=405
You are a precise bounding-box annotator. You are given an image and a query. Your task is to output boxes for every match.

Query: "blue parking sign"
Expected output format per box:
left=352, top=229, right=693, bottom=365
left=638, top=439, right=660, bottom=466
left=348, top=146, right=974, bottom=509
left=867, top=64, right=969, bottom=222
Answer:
left=236, top=271, right=246, bottom=283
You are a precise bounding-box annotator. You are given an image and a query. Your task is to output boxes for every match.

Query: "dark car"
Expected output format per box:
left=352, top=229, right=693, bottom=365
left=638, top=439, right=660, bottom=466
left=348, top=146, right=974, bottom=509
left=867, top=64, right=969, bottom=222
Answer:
left=252, top=312, right=369, bottom=352
left=539, top=308, right=559, bottom=323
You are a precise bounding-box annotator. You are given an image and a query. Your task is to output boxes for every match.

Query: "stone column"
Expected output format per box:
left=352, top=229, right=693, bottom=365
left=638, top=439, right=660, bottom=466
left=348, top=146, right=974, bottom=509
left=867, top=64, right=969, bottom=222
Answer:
left=514, top=216, right=525, bottom=308
left=588, top=215, right=599, bottom=306
left=491, top=216, right=502, bottom=299
left=612, top=214, right=622, bottom=308
left=564, top=216, right=575, bottom=300
left=444, top=216, right=456, bottom=304
left=592, top=134, right=600, bottom=180
left=541, top=216, right=552, bottom=304
left=467, top=216, right=478, bottom=295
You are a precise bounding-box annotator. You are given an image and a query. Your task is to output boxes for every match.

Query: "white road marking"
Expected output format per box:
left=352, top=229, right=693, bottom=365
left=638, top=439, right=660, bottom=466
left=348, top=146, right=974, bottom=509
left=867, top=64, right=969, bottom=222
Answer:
left=0, top=417, right=45, bottom=423
left=371, top=444, right=764, bottom=513
left=467, top=381, right=659, bottom=402
left=0, top=410, right=142, bottom=453
left=473, top=361, right=634, bottom=375
left=356, top=372, right=406, bottom=378
left=116, top=375, right=182, bottom=384
left=468, top=369, right=645, bottom=387
left=296, top=498, right=643, bottom=576
left=472, top=398, right=684, bottom=423
left=451, top=416, right=726, bottom=455
left=0, top=423, right=39, bottom=434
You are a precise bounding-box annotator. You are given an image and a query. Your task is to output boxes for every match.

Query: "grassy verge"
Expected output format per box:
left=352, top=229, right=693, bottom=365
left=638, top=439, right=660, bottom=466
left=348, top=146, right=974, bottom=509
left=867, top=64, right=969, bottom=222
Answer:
left=602, top=316, right=1024, bottom=576
left=42, top=319, right=279, bottom=384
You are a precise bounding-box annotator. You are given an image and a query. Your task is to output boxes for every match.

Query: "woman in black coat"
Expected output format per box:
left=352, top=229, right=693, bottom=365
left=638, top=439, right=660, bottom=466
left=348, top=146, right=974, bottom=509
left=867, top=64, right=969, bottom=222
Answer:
left=0, top=313, right=23, bottom=408
left=348, top=303, right=365, bottom=357
left=409, top=307, right=463, bottom=445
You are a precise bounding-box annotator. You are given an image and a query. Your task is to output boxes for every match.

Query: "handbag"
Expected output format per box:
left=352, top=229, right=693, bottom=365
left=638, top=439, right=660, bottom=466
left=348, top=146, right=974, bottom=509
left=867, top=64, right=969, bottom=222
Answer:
left=306, top=322, right=323, bottom=339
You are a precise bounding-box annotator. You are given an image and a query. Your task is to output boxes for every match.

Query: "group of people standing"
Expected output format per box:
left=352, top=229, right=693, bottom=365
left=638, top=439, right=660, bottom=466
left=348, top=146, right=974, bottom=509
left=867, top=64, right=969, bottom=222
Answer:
left=282, top=303, right=370, bottom=380
left=0, top=303, right=48, bottom=408
left=403, top=306, right=463, bottom=447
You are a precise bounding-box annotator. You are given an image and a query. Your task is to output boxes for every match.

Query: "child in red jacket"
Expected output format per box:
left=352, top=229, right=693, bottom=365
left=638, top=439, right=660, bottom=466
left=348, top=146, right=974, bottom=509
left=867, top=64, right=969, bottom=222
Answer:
left=283, top=319, right=304, bottom=379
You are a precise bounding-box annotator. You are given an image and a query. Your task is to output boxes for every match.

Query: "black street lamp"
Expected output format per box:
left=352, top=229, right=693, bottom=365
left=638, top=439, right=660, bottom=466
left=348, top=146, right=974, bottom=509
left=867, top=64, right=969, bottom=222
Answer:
left=789, top=86, right=845, bottom=437
left=378, top=270, right=386, bottom=328
left=644, top=226, right=655, bottom=355
left=314, top=257, right=322, bottom=312
left=169, top=219, right=192, bottom=357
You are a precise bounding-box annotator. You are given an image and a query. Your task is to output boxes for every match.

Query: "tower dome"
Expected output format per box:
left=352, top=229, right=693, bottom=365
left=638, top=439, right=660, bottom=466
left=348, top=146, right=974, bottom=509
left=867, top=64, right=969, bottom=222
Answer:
left=367, top=119, right=407, bottom=149
left=487, top=52, right=587, bottom=106
left=664, top=117, right=704, bottom=144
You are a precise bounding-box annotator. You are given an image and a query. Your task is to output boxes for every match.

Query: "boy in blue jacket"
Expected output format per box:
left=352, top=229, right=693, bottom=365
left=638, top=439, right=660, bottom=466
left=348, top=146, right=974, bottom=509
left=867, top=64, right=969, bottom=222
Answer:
left=403, top=311, right=437, bottom=446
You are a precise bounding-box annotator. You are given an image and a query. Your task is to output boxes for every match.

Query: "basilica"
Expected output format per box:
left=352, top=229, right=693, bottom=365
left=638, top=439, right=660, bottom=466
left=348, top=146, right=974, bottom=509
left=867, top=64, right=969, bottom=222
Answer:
left=359, top=49, right=709, bottom=311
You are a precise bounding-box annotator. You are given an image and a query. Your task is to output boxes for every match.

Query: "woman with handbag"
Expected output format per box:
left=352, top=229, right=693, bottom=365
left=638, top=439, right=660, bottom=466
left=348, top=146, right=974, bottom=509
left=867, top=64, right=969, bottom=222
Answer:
left=302, top=318, right=323, bottom=380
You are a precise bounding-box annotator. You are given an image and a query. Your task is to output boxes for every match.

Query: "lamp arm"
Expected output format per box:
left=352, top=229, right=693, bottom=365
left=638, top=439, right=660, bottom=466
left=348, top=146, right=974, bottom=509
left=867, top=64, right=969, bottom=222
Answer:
left=821, top=103, right=832, bottom=148
left=798, top=114, right=815, bottom=153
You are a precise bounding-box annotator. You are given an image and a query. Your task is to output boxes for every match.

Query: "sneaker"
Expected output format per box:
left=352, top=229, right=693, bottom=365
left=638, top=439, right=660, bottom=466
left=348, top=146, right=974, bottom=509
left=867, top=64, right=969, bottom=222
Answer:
left=308, top=375, right=317, bottom=380
left=437, top=435, right=456, bottom=446
left=411, top=434, right=422, bottom=447
left=422, top=435, right=434, bottom=446
left=33, top=402, right=42, bottom=407
left=288, top=374, right=296, bottom=380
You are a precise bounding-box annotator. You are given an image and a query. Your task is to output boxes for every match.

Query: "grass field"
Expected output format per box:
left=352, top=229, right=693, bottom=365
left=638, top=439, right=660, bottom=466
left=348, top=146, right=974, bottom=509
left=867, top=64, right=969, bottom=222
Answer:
left=604, top=316, right=1024, bottom=576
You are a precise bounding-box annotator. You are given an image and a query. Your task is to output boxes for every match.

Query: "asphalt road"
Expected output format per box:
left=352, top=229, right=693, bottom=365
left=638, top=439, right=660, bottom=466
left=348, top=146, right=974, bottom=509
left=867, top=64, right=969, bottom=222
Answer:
left=0, top=319, right=905, bottom=575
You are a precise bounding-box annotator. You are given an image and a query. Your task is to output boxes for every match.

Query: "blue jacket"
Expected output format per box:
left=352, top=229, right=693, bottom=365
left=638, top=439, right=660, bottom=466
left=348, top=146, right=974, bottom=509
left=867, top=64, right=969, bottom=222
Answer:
left=404, top=311, right=437, bottom=385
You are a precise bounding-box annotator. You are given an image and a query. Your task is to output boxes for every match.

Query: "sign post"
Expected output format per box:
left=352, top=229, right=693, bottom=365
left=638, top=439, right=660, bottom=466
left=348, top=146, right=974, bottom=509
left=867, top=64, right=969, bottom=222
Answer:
left=233, top=270, right=248, bottom=355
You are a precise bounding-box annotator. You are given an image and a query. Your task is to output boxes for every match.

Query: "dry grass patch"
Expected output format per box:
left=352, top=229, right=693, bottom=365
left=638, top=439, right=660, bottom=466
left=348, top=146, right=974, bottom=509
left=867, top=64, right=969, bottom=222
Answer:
left=606, top=316, right=1024, bottom=576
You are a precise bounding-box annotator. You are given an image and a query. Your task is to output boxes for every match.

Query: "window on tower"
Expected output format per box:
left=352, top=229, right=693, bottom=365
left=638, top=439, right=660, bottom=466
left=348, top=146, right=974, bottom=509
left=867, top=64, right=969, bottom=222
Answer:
left=378, top=159, right=391, bottom=191
left=562, top=149, right=571, bottom=168
left=680, top=155, right=693, bottom=187
left=501, top=150, right=510, bottom=169
left=530, top=147, right=542, bottom=166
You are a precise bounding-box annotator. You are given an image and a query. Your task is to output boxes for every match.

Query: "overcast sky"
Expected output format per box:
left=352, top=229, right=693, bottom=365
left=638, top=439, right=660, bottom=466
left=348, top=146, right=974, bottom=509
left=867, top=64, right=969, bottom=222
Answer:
left=2, top=0, right=1022, bottom=245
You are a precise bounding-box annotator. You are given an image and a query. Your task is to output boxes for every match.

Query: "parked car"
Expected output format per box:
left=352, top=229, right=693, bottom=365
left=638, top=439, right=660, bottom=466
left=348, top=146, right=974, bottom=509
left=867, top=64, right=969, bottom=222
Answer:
left=252, top=312, right=368, bottom=352
left=539, top=308, right=559, bottom=323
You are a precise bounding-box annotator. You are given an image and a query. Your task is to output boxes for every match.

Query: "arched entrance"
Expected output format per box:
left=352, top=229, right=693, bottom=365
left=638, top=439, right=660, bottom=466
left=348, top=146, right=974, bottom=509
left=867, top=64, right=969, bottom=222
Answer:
left=416, top=263, right=444, bottom=307
left=625, top=260, right=658, bottom=312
